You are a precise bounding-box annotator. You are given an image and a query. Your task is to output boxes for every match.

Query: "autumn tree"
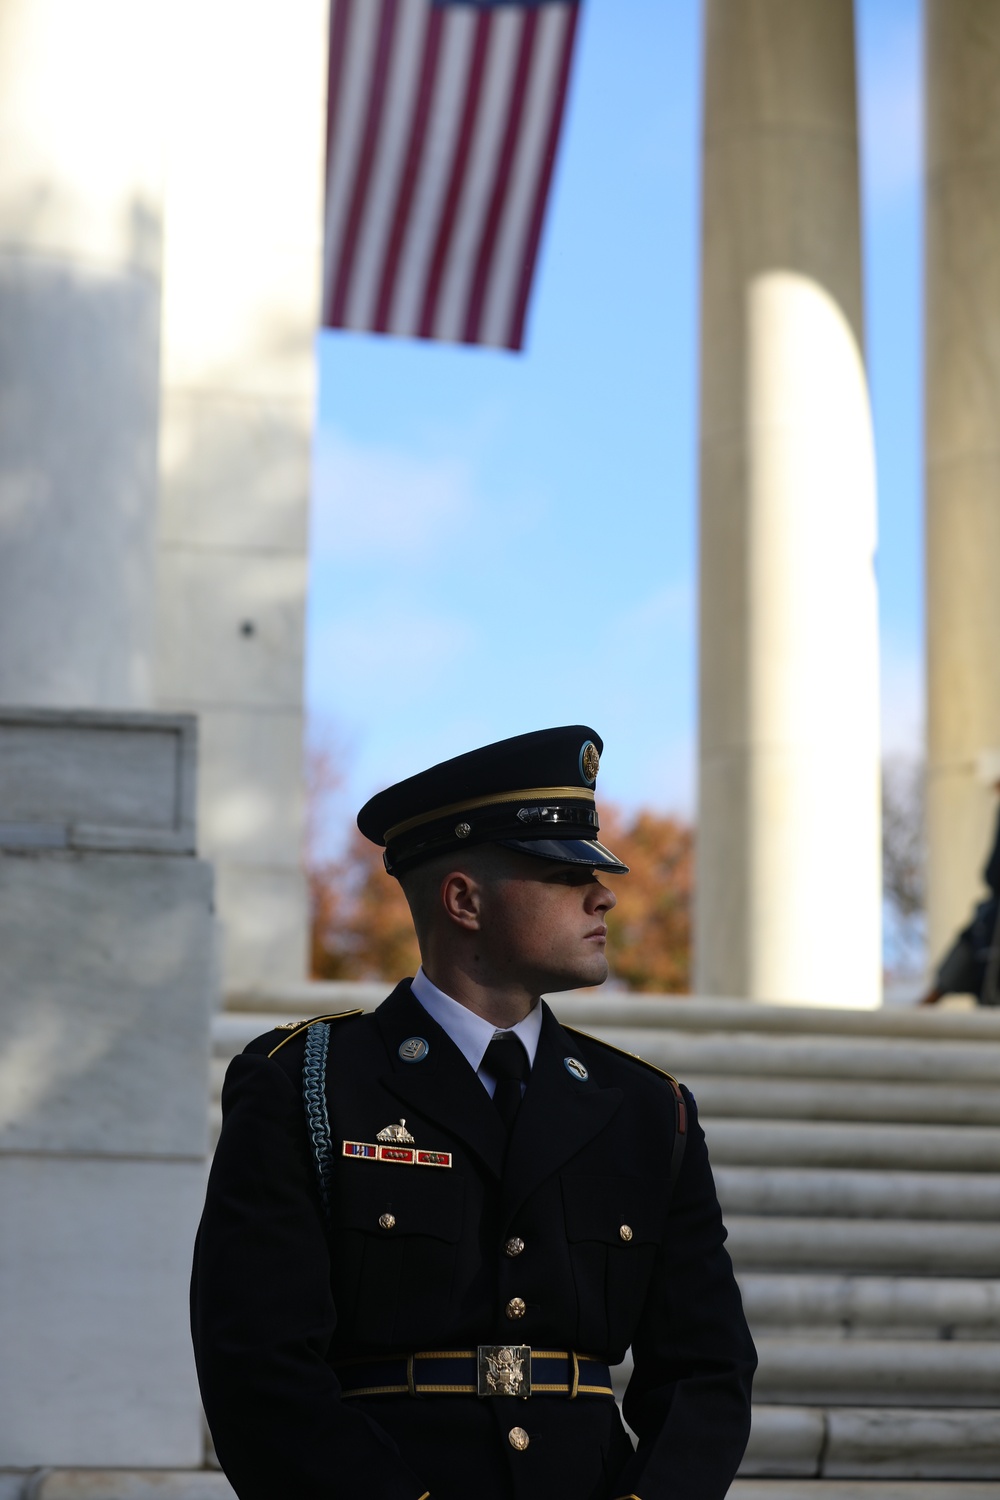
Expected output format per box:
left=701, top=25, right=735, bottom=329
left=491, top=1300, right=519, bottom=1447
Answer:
left=598, top=806, right=693, bottom=992
left=308, top=746, right=693, bottom=991
left=307, top=746, right=420, bottom=980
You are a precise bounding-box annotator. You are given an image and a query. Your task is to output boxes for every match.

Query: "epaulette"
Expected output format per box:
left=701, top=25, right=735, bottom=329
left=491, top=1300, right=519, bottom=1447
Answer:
left=564, top=1025, right=688, bottom=1189
left=266, top=1009, right=364, bottom=1059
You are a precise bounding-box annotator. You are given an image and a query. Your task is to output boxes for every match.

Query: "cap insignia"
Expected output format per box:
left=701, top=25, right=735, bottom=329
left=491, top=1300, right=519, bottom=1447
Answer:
left=580, top=741, right=600, bottom=784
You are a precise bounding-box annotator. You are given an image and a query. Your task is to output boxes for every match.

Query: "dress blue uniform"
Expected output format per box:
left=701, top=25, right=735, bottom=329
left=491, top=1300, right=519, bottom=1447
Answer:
left=191, top=728, right=756, bottom=1499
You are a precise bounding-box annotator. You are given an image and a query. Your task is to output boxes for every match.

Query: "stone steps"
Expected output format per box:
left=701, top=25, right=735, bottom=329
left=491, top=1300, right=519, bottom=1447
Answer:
left=209, top=988, right=1000, bottom=1483
left=686, top=1074, right=1000, bottom=1125
left=710, top=1118, right=1000, bottom=1170
left=738, top=1405, right=1000, bottom=1482
left=715, top=1167, right=1000, bottom=1218
left=10, top=1472, right=1000, bottom=1499
left=738, top=1274, right=1000, bottom=1333
left=733, top=1485, right=1000, bottom=1498
left=754, top=1338, right=1000, bottom=1405
left=223, top=985, right=1000, bottom=1039
left=726, top=1216, right=1000, bottom=1274
left=596, top=1029, right=1000, bottom=1083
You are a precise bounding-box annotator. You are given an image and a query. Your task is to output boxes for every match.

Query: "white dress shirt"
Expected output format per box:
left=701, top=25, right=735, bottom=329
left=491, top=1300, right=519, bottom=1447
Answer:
left=410, top=965, right=542, bottom=1098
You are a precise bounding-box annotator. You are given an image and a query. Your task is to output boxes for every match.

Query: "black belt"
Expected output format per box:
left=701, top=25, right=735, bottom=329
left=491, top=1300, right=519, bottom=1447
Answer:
left=337, top=1346, right=614, bottom=1400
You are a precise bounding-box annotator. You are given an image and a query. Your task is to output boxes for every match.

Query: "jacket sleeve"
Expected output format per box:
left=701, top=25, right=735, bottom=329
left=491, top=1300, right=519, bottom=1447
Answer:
left=609, top=1091, right=756, bottom=1500
left=190, top=1050, right=430, bottom=1500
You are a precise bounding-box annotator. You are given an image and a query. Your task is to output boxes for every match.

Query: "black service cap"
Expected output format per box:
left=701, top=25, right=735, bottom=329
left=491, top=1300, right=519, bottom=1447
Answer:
left=357, top=725, right=629, bottom=878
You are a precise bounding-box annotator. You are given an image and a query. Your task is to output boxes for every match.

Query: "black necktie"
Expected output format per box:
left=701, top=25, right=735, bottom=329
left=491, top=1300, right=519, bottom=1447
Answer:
left=483, top=1032, right=530, bottom=1132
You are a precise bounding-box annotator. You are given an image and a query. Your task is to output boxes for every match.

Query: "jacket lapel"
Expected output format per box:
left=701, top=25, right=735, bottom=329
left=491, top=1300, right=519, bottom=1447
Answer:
left=501, top=1001, right=622, bottom=1222
left=374, top=982, right=508, bottom=1180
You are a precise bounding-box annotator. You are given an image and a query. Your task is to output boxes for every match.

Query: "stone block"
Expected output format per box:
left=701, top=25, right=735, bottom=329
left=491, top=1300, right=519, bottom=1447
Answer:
left=0, top=251, right=160, bottom=712
left=824, top=1406, right=1000, bottom=1479
left=155, top=549, right=305, bottom=711
left=0, top=711, right=195, bottom=854
left=714, top=1166, right=1000, bottom=1220
left=216, top=987, right=1000, bottom=1041
left=738, top=1403, right=824, bottom=1477
left=26, top=1475, right=235, bottom=1500
left=159, top=0, right=324, bottom=398
left=738, top=1274, right=1000, bottom=1332
left=0, top=1, right=163, bottom=275
left=727, top=1216, right=1000, bottom=1275
left=0, top=1157, right=206, bottom=1467
left=592, top=1028, right=1000, bottom=1084
left=192, top=707, right=304, bottom=865
left=689, top=1073, right=1000, bottom=1126
left=755, top=1337, right=1000, bottom=1406
left=159, top=394, right=310, bottom=551
left=0, top=851, right=213, bottom=1157
left=707, top=1119, right=1000, bottom=1171
left=732, top=1482, right=1000, bottom=1498
left=213, top=861, right=308, bottom=989
left=223, top=978, right=387, bottom=1018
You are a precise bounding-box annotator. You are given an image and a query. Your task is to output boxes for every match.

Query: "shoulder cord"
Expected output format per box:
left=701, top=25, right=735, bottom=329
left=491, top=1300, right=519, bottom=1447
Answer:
left=302, top=1021, right=334, bottom=1219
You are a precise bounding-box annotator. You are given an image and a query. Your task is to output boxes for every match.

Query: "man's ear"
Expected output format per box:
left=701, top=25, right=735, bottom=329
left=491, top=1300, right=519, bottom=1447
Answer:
left=440, top=869, right=483, bottom=931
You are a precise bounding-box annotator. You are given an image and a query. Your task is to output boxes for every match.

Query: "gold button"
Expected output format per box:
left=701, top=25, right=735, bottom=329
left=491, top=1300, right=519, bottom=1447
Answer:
left=619, top=1224, right=633, bottom=1242
left=505, top=1296, right=526, bottom=1319
left=508, top=1426, right=529, bottom=1452
left=505, top=1237, right=525, bottom=1257
left=378, top=1213, right=396, bottom=1230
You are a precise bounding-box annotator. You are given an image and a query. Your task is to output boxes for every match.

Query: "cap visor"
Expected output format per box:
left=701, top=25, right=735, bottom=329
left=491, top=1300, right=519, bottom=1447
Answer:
left=497, top=837, right=629, bottom=875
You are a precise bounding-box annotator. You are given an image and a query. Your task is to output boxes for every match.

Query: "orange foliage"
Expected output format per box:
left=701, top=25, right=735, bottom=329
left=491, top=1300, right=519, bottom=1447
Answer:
left=597, top=806, right=693, bottom=993
left=310, top=826, right=421, bottom=981
left=307, top=750, right=692, bottom=992
left=306, top=746, right=420, bottom=981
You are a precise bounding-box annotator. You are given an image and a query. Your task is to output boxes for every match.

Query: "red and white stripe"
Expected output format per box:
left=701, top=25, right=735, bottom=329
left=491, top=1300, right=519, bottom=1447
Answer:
left=322, top=0, right=580, bottom=351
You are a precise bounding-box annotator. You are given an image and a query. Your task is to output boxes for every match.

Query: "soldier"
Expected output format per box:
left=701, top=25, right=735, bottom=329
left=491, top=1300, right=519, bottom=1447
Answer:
left=191, top=725, right=756, bottom=1500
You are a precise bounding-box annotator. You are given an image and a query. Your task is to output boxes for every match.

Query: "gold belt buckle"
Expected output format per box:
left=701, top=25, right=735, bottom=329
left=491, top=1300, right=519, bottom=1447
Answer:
left=477, top=1344, right=531, bottom=1399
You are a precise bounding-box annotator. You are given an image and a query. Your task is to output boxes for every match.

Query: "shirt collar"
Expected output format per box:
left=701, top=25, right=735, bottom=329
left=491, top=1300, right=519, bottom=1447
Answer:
left=410, top=966, right=543, bottom=1076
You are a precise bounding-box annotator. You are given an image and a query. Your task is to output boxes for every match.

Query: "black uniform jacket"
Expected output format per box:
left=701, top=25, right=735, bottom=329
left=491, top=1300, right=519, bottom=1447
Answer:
left=191, top=982, right=756, bottom=1500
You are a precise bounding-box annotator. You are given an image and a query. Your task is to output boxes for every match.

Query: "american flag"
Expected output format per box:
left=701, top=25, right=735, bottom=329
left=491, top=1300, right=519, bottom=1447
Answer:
left=321, top=0, right=581, bottom=351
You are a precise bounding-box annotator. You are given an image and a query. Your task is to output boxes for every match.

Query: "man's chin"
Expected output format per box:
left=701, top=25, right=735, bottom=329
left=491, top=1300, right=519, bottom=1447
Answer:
left=542, top=957, right=610, bottom=994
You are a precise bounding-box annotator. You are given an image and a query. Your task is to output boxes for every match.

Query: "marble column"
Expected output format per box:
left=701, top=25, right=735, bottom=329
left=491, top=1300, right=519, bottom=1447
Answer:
left=155, top=1, right=327, bottom=988
left=696, top=0, right=882, bottom=1006
left=925, top=1, right=1000, bottom=965
left=0, top=0, right=164, bottom=710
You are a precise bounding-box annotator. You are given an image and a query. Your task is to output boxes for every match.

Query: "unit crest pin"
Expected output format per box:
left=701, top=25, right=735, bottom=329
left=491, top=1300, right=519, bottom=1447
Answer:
left=398, top=1036, right=429, bottom=1062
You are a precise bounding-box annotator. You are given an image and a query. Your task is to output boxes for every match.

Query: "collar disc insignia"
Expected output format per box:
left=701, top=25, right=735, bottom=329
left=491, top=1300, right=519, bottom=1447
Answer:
left=399, top=1036, right=429, bottom=1062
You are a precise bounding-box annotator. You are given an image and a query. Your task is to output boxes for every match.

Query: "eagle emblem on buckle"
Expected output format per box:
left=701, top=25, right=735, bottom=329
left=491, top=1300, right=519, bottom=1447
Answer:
left=478, top=1344, right=531, bottom=1399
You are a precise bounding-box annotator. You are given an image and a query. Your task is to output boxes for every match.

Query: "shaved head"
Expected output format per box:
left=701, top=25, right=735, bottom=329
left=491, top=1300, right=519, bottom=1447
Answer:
left=399, top=844, right=511, bottom=950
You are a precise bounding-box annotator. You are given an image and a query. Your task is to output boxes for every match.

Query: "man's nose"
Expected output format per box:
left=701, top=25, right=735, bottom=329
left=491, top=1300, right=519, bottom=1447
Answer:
left=590, top=879, right=617, bottom=912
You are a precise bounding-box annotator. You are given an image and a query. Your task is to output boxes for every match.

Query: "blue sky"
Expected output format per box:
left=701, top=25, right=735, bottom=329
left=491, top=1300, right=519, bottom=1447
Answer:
left=308, top=0, right=923, bottom=841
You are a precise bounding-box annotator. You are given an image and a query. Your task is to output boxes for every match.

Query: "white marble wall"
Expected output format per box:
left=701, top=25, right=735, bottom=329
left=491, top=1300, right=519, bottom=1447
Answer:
left=925, top=0, right=1000, bottom=962
left=154, top=1, right=328, bottom=988
left=0, top=0, right=164, bottom=711
left=0, top=713, right=215, bottom=1467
